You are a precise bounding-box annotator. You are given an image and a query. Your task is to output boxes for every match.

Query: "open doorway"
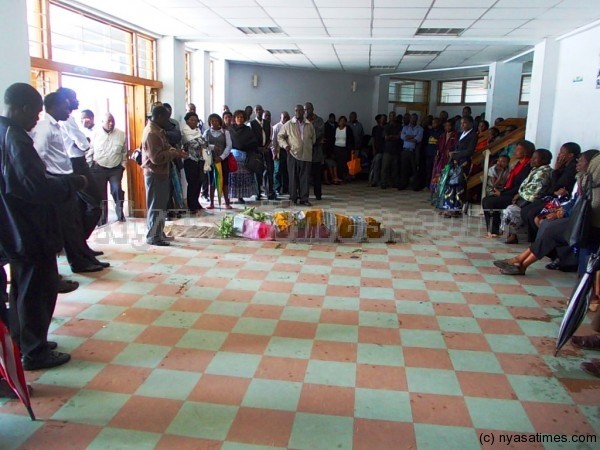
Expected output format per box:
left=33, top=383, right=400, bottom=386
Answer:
left=61, top=75, right=130, bottom=223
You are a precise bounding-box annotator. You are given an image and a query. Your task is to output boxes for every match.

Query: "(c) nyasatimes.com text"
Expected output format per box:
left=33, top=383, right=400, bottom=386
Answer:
left=479, top=432, right=597, bottom=446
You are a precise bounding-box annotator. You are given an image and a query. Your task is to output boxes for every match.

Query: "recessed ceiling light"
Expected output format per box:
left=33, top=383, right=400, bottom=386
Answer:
left=267, top=49, right=303, bottom=55
left=237, top=27, right=283, bottom=35
left=405, top=50, right=441, bottom=56
left=370, top=65, right=397, bottom=69
left=416, top=28, right=464, bottom=36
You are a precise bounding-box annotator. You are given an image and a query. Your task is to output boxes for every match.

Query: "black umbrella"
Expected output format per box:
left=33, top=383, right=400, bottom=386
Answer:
left=555, top=252, right=600, bottom=356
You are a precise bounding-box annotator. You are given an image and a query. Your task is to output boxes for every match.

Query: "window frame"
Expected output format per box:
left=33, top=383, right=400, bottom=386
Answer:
left=437, top=77, right=487, bottom=106
left=519, top=73, right=531, bottom=105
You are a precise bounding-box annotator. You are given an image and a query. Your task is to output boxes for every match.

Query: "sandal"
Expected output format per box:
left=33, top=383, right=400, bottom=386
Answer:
left=545, top=260, right=560, bottom=270
left=580, top=360, right=600, bottom=378
left=505, top=234, right=519, bottom=245
left=493, top=259, right=515, bottom=269
left=571, top=335, right=600, bottom=351
left=499, top=265, right=526, bottom=275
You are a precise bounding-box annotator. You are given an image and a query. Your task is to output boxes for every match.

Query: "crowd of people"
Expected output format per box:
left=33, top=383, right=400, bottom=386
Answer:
left=2, top=81, right=600, bottom=395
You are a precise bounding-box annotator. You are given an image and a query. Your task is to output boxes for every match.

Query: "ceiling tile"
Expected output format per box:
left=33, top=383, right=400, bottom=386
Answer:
left=372, top=28, right=417, bottom=37
left=208, top=7, right=270, bottom=18
left=281, top=27, right=329, bottom=36
left=373, top=8, right=430, bottom=19
left=372, top=19, right=422, bottom=28
left=318, top=7, right=371, bottom=19
left=327, top=28, right=372, bottom=36
left=421, top=19, right=477, bottom=27
left=494, top=0, right=560, bottom=6
left=262, top=7, right=320, bottom=18
left=408, top=44, right=448, bottom=51
left=256, top=0, right=314, bottom=5
left=538, top=9, right=600, bottom=20
left=482, top=8, right=549, bottom=20
left=322, top=19, right=372, bottom=28
left=315, top=0, right=371, bottom=7
left=427, top=8, right=489, bottom=19
left=470, top=19, right=530, bottom=28
left=375, top=0, right=433, bottom=6
left=459, top=28, right=512, bottom=37
left=434, top=0, right=496, bottom=6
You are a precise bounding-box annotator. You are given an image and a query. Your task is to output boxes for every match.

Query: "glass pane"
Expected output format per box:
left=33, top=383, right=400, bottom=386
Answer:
left=439, top=80, right=463, bottom=104
left=464, top=79, right=487, bottom=103
left=520, top=75, right=531, bottom=103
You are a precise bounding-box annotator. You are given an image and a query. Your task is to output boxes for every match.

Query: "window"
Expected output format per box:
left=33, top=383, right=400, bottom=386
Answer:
left=27, top=0, right=156, bottom=80
left=520, top=74, right=531, bottom=104
left=388, top=79, right=428, bottom=103
left=438, top=78, right=487, bottom=104
left=185, top=51, right=191, bottom=107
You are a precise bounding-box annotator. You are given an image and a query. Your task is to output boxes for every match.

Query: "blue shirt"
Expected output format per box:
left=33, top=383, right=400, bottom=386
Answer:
left=401, top=124, right=423, bottom=150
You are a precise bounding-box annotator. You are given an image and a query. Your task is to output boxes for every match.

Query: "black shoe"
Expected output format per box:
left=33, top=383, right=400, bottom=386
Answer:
left=238, top=198, right=246, bottom=204
left=89, top=249, right=104, bottom=257
left=299, top=201, right=312, bottom=207
left=47, top=341, right=58, bottom=350
left=268, top=194, right=279, bottom=200
left=148, top=240, right=170, bottom=247
left=71, top=264, right=104, bottom=273
left=95, top=261, right=110, bottom=268
left=117, top=217, right=126, bottom=223
left=256, top=195, right=263, bottom=201
left=23, top=350, right=71, bottom=371
left=315, top=196, right=322, bottom=201
left=58, top=279, right=79, bottom=294
left=161, top=235, right=175, bottom=242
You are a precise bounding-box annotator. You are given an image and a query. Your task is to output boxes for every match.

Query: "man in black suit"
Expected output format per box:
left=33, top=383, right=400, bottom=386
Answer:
left=250, top=104, right=274, bottom=199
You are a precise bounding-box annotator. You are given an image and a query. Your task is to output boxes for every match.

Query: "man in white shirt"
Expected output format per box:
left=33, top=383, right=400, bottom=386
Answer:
left=31, top=92, right=108, bottom=274
left=56, top=87, right=102, bottom=239
left=81, top=109, right=95, bottom=140
left=88, top=113, right=128, bottom=224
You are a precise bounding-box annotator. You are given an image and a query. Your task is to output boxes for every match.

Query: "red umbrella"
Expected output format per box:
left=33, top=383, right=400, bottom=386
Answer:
left=0, top=321, right=35, bottom=420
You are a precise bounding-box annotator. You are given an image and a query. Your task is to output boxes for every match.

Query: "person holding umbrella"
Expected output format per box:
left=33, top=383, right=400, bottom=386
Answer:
left=203, top=113, right=232, bottom=209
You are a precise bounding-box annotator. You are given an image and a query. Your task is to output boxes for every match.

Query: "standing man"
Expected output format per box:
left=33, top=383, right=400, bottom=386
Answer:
left=398, top=113, right=424, bottom=190
left=250, top=104, right=273, bottom=200
left=88, top=113, right=128, bottom=224
left=1, top=83, right=87, bottom=370
left=80, top=109, right=95, bottom=140
left=348, top=111, right=364, bottom=154
left=277, top=104, right=315, bottom=206
left=272, top=111, right=290, bottom=196
left=142, top=105, right=187, bottom=246
left=304, top=102, right=325, bottom=201
left=32, top=92, right=107, bottom=273
left=56, top=87, right=103, bottom=240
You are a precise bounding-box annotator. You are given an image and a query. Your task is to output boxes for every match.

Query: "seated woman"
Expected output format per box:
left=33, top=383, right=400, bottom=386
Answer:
left=484, top=155, right=510, bottom=197
left=493, top=149, right=599, bottom=275
left=482, top=140, right=535, bottom=237
left=474, top=120, right=490, bottom=153
left=520, top=142, right=580, bottom=242
left=500, top=149, right=553, bottom=244
left=203, top=113, right=233, bottom=209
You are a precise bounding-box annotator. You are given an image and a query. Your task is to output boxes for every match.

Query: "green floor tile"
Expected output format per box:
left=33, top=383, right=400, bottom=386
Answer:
left=578, top=405, right=600, bottom=435
left=183, top=286, right=222, bottom=301
left=396, top=301, right=435, bottom=315
left=457, top=282, right=495, bottom=294
left=280, top=306, right=321, bottom=323
left=46, top=335, right=86, bottom=353
left=265, top=271, right=299, bottom=282
left=361, top=268, right=392, bottom=278
left=305, top=360, right=356, bottom=387
left=35, top=360, right=105, bottom=388
left=221, top=443, right=286, bottom=450
left=522, top=285, right=564, bottom=297
left=62, top=289, right=110, bottom=304
left=354, top=388, right=412, bottom=421
left=437, top=317, right=482, bottom=334
left=422, top=272, right=455, bottom=282
left=516, top=319, right=559, bottom=337
left=176, top=329, right=228, bottom=351
left=359, top=311, right=399, bottom=328
left=204, top=301, right=247, bottom=317
left=205, top=268, right=239, bottom=279
left=389, top=262, right=420, bottom=272
left=52, top=390, right=130, bottom=426
left=470, top=305, right=512, bottom=320
left=323, top=297, right=360, bottom=310
left=406, top=368, right=462, bottom=395
left=428, top=291, right=466, bottom=304
left=241, top=379, right=302, bottom=411
left=315, top=324, right=359, bottom=342
left=357, top=343, right=404, bottom=366
left=112, top=343, right=171, bottom=368
left=328, top=275, right=361, bottom=286
left=507, top=375, right=574, bottom=404
left=135, top=369, right=201, bottom=400
left=465, top=397, right=534, bottom=432
left=0, top=412, right=43, bottom=449
left=414, top=424, right=480, bottom=450
left=204, top=352, right=261, bottom=378
left=360, top=287, right=396, bottom=300
left=115, top=281, right=158, bottom=295
left=400, top=330, right=446, bottom=349
left=485, top=335, right=538, bottom=355
left=76, top=304, right=126, bottom=322
left=392, top=279, right=426, bottom=290
left=133, top=295, right=176, bottom=310
left=163, top=273, right=200, bottom=286
left=449, top=349, right=503, bottom=373
left=497, top=294, right=540, bottom=307
left=291, top=282, right=327, bottom=296
left=483, top=274, right=520, bottom=285
left=447, top=265, right=479, bottom=274
left=265, top=337, right=313, bottom=359
left=87, top=428, right=160, bottom=450
left=416, top=256, right=445, bottom=265
left=226, top=278, right=263, bottom=291
left=167, top=402, right=238, bottom=440
left=301, top=263, right=332, bottom=273
left=288, top=413, right=353, bottom=450
left=232, top=317, right=278, bottom=335
left=153, top=311, right=201, bottom=328
left=543, top=356, right=594, bottom=379
left=92, top=322, right=147, bottom=343
left=252, top=292, right=290, bottom=306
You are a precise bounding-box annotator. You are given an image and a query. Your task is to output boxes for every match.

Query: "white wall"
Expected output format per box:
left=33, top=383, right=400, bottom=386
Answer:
left=157, top=37, right=186, bottom=122
left=549, top=24, right=600, bottom=153
left=0, top=1, right=31, bottom=99
left=227, top=63, right=377, bottom=129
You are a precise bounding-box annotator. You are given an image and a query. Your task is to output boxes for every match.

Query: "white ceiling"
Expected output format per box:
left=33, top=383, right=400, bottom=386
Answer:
left=70, top=0, right=599, bottom=76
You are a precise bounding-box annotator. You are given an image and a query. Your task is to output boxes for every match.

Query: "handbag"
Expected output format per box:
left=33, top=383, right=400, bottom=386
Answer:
left=347, top=155, right=361, bottom=176
left=227, top=155, right=238, bottom=173
left=246, top=151, right=265, bottom=174
left=130, top=147, right=142, bottom=166
left=564, top=179, right=591, bottom=248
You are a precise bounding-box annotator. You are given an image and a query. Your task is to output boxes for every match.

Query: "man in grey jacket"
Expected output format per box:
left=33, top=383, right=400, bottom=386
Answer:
left=277, top=104, right=315, bottom=206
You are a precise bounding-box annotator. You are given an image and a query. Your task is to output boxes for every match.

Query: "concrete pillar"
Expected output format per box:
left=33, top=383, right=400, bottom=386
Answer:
left=525, top=39, right=560, bottom=149
left=157, top=36, right=186, bottom=122
left=0, top=1, right=31, bottom=98
left=485, top=61, right=523, bottom=124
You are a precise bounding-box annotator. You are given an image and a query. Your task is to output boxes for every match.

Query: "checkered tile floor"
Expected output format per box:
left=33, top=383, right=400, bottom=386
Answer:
left=2, top=181, right=599, bottom=449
